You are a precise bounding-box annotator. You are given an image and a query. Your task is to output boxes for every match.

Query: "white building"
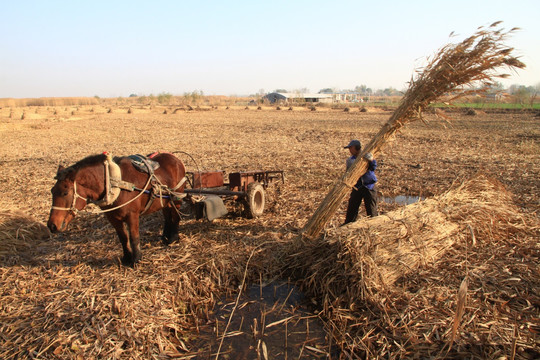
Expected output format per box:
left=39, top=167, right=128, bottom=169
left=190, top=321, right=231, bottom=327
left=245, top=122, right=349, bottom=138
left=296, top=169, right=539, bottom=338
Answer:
left=263, top=92, right=333, bottom=104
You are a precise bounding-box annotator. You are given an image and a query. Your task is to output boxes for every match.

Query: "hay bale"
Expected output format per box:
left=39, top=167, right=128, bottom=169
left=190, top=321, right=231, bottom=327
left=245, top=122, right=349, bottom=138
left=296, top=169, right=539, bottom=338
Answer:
left=466, top=108, right=477, bottom=116
left=359, top=106, right=367, bottom=112
left=344, top=107, right=350, bottom=112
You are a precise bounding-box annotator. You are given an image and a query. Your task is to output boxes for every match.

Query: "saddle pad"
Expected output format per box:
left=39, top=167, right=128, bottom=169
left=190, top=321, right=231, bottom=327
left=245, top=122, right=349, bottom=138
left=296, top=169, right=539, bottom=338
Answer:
left=127, top=154, right=160, bottom=174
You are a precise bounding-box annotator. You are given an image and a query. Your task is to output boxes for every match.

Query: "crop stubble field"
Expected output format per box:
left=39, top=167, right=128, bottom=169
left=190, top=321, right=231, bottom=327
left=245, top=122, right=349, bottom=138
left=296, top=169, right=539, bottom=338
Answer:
left=0, top=105, right=539, bottom=359
left=2, top=105, right=538, bottom=216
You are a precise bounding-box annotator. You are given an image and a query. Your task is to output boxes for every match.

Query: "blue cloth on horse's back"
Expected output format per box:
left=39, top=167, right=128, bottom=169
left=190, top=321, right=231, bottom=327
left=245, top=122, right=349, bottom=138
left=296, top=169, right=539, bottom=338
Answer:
left=127, top=154, right=160, bottom=174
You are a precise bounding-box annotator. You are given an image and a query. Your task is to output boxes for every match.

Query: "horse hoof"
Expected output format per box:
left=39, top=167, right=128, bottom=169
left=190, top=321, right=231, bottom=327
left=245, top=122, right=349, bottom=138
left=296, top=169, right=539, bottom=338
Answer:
left=121, top=257, right=135, bottom=267
left=121, top=255, right=140, bottom=268
left=161, top=235, right=172, bottom=246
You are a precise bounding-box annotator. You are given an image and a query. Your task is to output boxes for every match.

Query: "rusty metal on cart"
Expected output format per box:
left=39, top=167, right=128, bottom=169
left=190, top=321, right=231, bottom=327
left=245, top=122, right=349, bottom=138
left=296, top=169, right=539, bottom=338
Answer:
left=228, top=170, right=284, bottom=192
left=183, top=170, right=284, bottom=196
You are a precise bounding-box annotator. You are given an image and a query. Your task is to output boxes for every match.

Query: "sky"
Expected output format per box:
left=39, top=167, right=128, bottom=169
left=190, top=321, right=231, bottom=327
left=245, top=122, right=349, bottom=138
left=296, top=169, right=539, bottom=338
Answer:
left=1, top=0, right=539, bottom=98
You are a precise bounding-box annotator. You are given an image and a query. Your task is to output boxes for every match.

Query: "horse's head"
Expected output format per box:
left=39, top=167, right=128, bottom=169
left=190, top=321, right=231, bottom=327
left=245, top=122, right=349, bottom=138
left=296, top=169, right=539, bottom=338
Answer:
left=47, top=164, right=88, bottom=233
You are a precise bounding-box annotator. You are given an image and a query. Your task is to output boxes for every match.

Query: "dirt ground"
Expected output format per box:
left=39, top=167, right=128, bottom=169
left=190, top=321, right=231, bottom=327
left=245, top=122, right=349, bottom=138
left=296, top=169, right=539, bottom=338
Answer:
left=0, top=105, right=539, bottom=358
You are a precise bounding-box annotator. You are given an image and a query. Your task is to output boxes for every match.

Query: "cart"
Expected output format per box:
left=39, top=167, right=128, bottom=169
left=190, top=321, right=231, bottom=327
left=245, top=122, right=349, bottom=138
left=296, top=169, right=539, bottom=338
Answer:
left=182, top=170, right=284, bottom=220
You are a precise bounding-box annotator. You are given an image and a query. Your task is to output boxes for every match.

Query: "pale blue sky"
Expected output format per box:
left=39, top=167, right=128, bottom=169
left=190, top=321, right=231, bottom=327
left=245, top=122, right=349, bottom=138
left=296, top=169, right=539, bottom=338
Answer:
left=1, top=0, right=538, bottom=98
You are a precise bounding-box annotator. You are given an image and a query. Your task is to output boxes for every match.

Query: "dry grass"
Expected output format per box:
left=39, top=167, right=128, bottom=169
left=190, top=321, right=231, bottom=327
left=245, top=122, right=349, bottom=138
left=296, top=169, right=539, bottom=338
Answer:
left=0, top=100, right=538, bottom=358
left=0, top=205, right=50, bottom=258
left=284, top=174, right=539, bottom=358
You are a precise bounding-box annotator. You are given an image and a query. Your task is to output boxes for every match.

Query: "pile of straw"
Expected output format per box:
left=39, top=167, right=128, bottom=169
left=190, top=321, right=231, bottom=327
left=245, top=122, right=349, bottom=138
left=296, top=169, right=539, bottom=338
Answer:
left=0, top=216, right=258, bottom=359
left=285, top=174, right=540, bottom=358
left=0, top=206, right=50, bottom=258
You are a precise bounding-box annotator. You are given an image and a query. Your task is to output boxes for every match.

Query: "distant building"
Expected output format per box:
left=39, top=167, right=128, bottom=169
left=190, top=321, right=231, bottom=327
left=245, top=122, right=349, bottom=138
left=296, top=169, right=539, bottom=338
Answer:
left=485, top=92, right=509, bottom=101
left=333, top=92, right=363, bottom=103
left=263, top=92, right=333, bottom=104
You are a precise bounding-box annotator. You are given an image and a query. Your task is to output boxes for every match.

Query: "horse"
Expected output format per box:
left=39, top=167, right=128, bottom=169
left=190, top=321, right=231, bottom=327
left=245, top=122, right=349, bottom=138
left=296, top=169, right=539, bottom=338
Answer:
left=47, top=152, right=187, bottom=266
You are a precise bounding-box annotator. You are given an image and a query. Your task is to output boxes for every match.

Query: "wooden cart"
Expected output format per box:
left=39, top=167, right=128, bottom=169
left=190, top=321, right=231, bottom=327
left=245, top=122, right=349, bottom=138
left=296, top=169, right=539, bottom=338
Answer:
left=183, top=170, right=284, bottom=219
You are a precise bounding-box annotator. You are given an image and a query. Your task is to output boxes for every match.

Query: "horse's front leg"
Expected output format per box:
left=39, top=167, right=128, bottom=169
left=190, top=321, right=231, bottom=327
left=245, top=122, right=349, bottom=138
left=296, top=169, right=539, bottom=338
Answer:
left=107, top=216, right=135, bottom=266
left=126, top=212, right=142, bottom=265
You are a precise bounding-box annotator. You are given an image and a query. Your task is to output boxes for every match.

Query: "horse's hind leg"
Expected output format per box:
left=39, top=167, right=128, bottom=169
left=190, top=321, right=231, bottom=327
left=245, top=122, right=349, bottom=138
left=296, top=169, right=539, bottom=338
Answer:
left=161, top=205, right=180, bottom=245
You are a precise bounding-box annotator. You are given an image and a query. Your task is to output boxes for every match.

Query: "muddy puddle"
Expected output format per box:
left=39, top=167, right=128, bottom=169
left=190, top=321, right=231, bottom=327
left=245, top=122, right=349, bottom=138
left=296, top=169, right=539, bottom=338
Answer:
left=192, top=282, right=337, bottom=359
left=381, top=195, right=425, bottom=205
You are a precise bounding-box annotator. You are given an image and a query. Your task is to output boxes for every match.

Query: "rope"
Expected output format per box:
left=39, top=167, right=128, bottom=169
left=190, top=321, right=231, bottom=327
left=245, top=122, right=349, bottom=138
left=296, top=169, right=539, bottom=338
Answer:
left=171, top=150, right=201, bottom=191
left=87, top=172, right=154, bottom=214
left=342, top=180, right=358, bottom=191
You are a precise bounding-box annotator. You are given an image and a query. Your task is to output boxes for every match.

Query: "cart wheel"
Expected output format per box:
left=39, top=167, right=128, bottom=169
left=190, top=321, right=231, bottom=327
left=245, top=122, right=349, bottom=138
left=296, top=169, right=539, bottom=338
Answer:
left=244, top=183, right=265, bottom=218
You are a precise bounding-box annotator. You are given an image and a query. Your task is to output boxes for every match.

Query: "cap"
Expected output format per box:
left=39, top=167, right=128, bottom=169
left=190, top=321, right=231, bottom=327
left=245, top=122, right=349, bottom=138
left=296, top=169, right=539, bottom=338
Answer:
left=344, top=139, right=361, bottom=149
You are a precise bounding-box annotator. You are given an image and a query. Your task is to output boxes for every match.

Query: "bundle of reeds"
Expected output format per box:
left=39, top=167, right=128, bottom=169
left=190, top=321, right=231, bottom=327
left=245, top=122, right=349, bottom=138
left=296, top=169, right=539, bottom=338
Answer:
left=302, top=22, right=526, bottom=238
left=286, top=174, right=540, bottom=358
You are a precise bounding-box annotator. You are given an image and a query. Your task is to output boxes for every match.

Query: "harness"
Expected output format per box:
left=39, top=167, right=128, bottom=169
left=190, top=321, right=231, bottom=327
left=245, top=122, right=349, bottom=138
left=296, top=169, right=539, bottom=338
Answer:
left=51, top=153, right=187, bottom=215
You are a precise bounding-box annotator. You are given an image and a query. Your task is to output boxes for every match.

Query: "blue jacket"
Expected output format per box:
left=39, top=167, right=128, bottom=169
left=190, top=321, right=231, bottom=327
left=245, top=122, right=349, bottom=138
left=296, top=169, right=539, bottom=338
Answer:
left=346, top=156, right=377, bottom=190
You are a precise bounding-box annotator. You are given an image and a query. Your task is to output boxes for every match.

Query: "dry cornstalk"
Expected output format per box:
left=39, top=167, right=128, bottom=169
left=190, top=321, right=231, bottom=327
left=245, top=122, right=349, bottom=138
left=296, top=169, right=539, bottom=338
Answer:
left=302, top=21, right=525, bottom=238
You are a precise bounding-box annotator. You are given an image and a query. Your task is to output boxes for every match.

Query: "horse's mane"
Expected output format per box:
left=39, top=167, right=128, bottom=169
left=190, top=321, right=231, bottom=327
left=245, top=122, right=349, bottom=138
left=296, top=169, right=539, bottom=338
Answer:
left=55, top=153, right=107, bottom=180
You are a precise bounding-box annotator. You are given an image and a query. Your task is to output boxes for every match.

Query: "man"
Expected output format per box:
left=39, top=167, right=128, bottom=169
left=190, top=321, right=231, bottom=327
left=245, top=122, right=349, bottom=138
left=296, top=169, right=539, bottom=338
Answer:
left=343, top=139, right=378, bottom=224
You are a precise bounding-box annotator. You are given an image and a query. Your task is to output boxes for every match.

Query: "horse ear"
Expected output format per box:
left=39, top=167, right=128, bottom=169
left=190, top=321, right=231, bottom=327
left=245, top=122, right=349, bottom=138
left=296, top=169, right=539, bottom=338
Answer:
left=57, top=164, right=66, bottom=174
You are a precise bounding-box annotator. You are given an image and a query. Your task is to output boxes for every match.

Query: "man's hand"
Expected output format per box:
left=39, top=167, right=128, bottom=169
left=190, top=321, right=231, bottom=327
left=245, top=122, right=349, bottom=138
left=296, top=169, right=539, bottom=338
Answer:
left=364, top=152, right=373, bottom=161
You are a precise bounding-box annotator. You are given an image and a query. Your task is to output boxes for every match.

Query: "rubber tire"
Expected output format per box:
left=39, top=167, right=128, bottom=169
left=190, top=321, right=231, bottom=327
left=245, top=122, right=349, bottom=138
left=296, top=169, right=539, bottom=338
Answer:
left=244, top=183, right=265, bottom=218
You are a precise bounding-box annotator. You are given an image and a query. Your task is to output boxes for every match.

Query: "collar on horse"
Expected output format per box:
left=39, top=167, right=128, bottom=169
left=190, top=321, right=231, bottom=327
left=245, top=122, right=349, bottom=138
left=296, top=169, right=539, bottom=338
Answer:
left=91, top=153, right=135, bottom=207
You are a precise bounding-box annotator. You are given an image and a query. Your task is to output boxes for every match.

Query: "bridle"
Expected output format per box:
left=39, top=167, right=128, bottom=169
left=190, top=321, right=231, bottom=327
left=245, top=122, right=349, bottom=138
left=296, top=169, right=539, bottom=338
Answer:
left=51, top=181, right=88, bottom=215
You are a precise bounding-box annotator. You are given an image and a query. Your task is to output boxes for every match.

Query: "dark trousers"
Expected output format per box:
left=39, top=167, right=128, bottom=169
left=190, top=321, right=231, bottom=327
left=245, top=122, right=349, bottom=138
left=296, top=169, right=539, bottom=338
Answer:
left=345, top=186, right=378, bottom=224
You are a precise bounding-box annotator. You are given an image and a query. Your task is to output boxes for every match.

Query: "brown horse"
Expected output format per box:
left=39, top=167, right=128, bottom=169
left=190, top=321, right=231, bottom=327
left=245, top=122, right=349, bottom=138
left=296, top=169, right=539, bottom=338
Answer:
left=47, top=152, right=186, bottom=266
